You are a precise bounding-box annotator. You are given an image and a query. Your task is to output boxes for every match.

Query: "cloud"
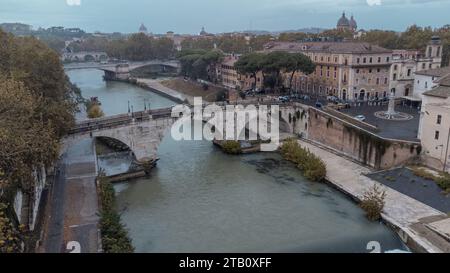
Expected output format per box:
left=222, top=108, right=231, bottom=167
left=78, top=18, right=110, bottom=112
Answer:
left=367, top=0, right=382, bottom=5
left=66, top=0, right=81, bottom=6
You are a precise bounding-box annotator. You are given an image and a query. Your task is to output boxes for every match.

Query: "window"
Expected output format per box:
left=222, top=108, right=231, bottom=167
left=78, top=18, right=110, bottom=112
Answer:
left=393, top=73, right=397, bottom=81
left=356, top=69, right=360, bottom=74
left=425, top=82, right=428, bottom=88
left=386, top=57, right=390, bottom=62
left=422, top=63, right=426, bottom=69
left=369, top=57, right=373, bottom=63
left=377, top=68, right=381, bottom=73
left=378, top=57, right=381, bottom=63
left=369, top=69, right=372, bottom=73
left=437, top=115, right=442, bottom=125
left=437, top=46, right=441, bottom=57
left=376, top=78, right=380, bottom=85
left=407, top=69, right=411, bottom=77
left=435, top=131, right=440, bottom=140
left=394, top=65, right=398, bottom=71
left=429, top=63, right=432, bottom=69
left=363, top=57, right=367, bottom=63
left=357, top=58, right=360, bottom=64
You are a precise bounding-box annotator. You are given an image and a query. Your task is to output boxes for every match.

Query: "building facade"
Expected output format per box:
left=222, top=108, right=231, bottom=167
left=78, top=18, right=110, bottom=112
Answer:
left=412, top=66, right=450, bottom=103
left=390, top=37, right=443, bottom=101
left=418, top=75, right=450, bottom=173
left=264, top=41, right=392, bottom=101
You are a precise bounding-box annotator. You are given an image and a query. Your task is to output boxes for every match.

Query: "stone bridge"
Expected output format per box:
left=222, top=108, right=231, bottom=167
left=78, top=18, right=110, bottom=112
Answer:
left=64, top=103, right=310, bottom=163
left=62, top=51, right=108, bottom=63
left=100, top=60, right=181, bottom=81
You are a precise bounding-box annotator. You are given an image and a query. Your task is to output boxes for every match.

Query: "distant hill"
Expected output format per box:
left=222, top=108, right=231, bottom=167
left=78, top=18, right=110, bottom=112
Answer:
left=224, top=27, right=327, bottom=36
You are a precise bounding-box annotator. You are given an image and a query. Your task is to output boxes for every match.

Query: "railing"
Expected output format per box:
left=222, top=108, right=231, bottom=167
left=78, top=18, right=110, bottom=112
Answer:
left=69, top=102, right=303, bottom=135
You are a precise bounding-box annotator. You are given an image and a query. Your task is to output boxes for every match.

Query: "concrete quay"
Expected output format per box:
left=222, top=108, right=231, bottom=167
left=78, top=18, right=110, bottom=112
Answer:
left=136, top=78, right=194, bottom=104
left=298, top=139, right=450, bottom=253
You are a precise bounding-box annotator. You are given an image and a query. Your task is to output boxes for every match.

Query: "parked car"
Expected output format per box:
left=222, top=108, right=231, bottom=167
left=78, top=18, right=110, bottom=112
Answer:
left=278, top=96, right=290, bottom=103
left=301, top=95, right=311, bottom=101
left=354, top=115, right=366, bottom=122
left=327, top=96, right=339, bottom=102
left=315, top=101, right=323, bottom=108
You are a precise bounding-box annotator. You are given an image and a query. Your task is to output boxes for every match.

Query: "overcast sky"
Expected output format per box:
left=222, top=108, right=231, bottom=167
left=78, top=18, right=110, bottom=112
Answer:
left=0, top=0, right=449, bottom=34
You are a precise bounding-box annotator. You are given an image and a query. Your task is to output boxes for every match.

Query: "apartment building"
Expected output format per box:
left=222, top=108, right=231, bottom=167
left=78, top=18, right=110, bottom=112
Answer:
left=264, top=41, right=393, bottom=101
left=390, top=36, right=442, bottom=101
left=418, top=74, right=450, bottom=173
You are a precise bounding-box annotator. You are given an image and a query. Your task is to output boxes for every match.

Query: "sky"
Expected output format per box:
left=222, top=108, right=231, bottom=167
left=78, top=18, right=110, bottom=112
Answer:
left=0, top=0, right=449, bottom=34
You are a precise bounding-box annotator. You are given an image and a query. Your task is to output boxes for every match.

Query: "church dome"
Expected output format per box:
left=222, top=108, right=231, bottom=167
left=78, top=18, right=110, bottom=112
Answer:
left=337, top=12, right=350, bottom=28
left=139, top=23, right=148, bottom=33
left=349, top=15, right=357, bottom=30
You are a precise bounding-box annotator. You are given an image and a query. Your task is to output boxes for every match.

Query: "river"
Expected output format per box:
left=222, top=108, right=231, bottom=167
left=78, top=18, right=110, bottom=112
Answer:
left=67, top=68, right=407, bottom=253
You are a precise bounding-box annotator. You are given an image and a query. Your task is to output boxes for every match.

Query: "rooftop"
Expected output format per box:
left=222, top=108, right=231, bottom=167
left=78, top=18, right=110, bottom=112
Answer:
left=415, top=66, right=450, bottom=77
left=264, top=41, right=392, bottom=54
left=423, top=85, right=450, bottom=98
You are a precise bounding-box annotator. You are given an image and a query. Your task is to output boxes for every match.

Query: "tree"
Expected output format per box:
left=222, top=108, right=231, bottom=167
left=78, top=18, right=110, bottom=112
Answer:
left=176, top=49, right=223, bottom=80
left=234, top=53, right=265, bottom=89
left=284, top=53, right=316, bottom=91
left=87, top=104, right=104, bottom=119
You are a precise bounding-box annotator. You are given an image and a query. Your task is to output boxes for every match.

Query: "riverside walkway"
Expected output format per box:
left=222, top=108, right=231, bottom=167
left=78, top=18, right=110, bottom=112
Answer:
left=41, top=139, right=100, bottom=253
left=298, top=139, right=450, bottom=253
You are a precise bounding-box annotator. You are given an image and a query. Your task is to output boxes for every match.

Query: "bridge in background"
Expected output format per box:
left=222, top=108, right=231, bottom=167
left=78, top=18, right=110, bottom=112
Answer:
left=64, top=60, right=181, bottom=81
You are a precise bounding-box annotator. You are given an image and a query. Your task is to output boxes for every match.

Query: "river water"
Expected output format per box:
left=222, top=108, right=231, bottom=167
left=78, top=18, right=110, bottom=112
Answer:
left=67, top=68, right=407, bottom=253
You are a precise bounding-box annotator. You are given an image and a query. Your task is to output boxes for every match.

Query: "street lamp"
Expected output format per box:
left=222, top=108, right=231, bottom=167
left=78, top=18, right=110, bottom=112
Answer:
left=128, top=101, right=130, bottom=114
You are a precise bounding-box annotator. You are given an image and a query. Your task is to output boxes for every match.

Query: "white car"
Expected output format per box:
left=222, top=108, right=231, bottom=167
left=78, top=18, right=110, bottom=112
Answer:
left=354, top=115, right=366, bottom=122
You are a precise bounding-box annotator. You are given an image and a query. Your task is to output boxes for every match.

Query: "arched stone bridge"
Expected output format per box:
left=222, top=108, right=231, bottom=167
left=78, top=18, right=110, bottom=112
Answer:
left=100, top=60, right=181, bottom=81
left=63, top=103, right=309, bottom=163
left=62, top=51, right=109, bottom=63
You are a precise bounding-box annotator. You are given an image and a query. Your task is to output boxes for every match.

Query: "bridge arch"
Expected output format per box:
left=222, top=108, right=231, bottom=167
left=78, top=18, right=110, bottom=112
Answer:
left=84, top=54, right=95, bottom=62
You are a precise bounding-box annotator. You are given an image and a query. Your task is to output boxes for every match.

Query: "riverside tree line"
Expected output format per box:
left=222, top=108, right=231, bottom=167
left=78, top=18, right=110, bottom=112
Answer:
left=0, top=29, right=77, bottom=252
left=176, top=49, right=315, bottom=92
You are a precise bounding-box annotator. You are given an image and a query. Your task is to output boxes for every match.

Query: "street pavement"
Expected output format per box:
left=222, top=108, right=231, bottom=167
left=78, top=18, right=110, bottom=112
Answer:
left=41, top=139, right=100, bottom=253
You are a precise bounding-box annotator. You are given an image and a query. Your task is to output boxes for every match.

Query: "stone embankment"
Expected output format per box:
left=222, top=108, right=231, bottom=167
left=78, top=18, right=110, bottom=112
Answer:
left=298, top=138, right=450, bottom=253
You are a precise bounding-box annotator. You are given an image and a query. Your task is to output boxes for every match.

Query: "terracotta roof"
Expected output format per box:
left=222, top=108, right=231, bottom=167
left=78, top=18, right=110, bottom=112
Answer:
left=437, top=74, right=450, bottom=86
left=415, top=66, right=450, bottom=77
left=264, top=41, right=392, bottom=54
left=423, top=85, right=450, bottom=98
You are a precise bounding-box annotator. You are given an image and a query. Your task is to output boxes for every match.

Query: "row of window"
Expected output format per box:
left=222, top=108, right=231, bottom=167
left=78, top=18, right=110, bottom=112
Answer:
left=356, top=56, right=389, bottom=64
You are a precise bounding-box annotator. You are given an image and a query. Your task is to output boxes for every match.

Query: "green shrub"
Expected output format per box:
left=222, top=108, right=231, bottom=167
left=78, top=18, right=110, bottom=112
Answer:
left=280, top=138, right=327, bottom=182
left=360, top=184, right=387, bottom=221
left=0, top=203, right=21, bottom=253
left=98, top=178, right=134, bottom=253
left=222, top=140, right=242, bottom=155
left=411, top=166, right=450, bottom=193
left=87, top=104, right=104, bottom=119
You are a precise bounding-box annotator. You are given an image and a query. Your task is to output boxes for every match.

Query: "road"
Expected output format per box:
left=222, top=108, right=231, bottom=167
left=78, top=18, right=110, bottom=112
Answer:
left=41, top=139, right=100, bottom=253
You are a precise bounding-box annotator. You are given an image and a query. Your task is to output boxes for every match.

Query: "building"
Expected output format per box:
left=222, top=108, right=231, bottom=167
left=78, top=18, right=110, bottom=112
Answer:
left=412, top=66, right=450, bottom=103
left=264, top=41, right=393, bottom=101
left=139, top=23, right=148, bottom=34
left=336, top=12, right=357, bottom=32
left=390, top=36, right=443, bottom=101
left=219, top=54, right=242, bottom=89
left=418, top=74, right=450, bottom=173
